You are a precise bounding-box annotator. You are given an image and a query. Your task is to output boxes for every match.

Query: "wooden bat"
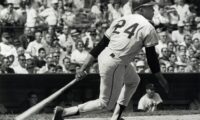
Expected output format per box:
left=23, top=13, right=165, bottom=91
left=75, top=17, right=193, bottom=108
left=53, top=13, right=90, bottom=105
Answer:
left=15, top=78, right=79, bottom=120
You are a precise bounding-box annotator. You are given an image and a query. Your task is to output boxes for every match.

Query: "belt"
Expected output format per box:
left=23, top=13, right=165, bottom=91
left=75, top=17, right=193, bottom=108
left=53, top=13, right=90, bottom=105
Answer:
left=110, top=53, right=115, bottom=58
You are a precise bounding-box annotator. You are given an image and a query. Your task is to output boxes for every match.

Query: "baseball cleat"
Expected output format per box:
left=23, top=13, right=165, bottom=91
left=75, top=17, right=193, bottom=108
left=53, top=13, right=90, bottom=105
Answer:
left=52, top=106, right=64, bottom=120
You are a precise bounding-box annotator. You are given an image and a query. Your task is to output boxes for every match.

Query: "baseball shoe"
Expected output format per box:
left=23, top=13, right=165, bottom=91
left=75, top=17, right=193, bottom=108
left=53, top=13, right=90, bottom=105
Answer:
left=52, top=106, right=64, bottom=120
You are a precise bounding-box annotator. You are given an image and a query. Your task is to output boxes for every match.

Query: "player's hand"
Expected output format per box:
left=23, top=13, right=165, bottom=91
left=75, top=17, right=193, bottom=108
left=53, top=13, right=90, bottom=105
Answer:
left=75, top=68, right=87, bottom=81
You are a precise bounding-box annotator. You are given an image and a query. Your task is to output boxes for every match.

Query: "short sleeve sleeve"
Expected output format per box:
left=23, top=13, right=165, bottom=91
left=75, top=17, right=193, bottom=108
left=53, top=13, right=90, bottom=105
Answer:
left=138, top=96, right=146, bottom=110
left=143, top=25, right=159, bottom=47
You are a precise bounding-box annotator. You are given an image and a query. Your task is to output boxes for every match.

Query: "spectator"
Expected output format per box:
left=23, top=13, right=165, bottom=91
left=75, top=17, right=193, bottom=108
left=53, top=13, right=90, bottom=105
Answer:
left=89, top=62, right=98, bottom=74
left=62, top=57, right=72, bottom=73
left=52, top=51, right=61, bottom=65
left=153, top=5, right=169, bottom=26
left=108, top=2, right=123, bottom=21
left=58, top=25, right=74, bottom=50
left=62, top=44, right=73, bottom=59
left=91, top=0, right=102, bottom=19
left=39, top=0, right=59, bottom=27
left=192, top=23, right=200, bottom=40
left=122, top=0, right=132, bottom=16
left=191, top=38, right=200, bottom=51
left=159, top=47, right=170, bottom=64
left=181, top=34, right=192, bottom=49
left=166, top=52, right=178, bottom=68
left=16, top=0, right=27, bottom=26
left=42, top=33, right=55, bottom=55
left=71, top=41, right=89, bottom=65
left=160, top=62, right=167, bottom=73
left=26, top=31, right=44, bottom=57
left=177, top=45, right=187, bottom=53
left=7, top=55, right=15, bottom=67
left=185, top=56, right=199, bottom=72
left=56, top=65, right=63, bottom=73
left=62, top=3, right=75, bottom=26
left=171, top=21, right=185, bottom=45
left=176, top=51, right=188, bottom=65
left=167, top=6, right=179, bottom=31
left=25, top=1, right=39, bottom=28
left=34, top=48, right=46, bottom=68
left=187, top=47, right=196, bottom=59
left=26, top=56, right=37, bottom=74
left=167, top=65, right=175, bottom=72
left=136, top=60, right=146, bottom=73
left=183, top=22, right=193, bottom=35
left=12, top=54, right=28, bottom=74
left=18, top=27, right=35, bottom=49
left=37, top=54, right=54, bottom=73
left=16, top=46, right=25, bottom=56
left=73, top=0, right=85, bottom=10
left=0, top=32, right=18, bottom=61
left=137, top=49, right=146, bottom=61
left=1, top=57, right=15, bottom=73
left=20, top=91, right=39, bottom=112
left=45, top=63, right=56, bottom=73
left=0, top=1, right=19, bottom=32
left=176, top=63, right=187, bottom=73
left=138, top=84, right=163, bottom=112
left=166, top=41, right=175, bottom=53
left=171, top=0, right=191, bottom=22
left=81, top=31, right=94, bottom=51
left=156, top=31, right=170, bottom=56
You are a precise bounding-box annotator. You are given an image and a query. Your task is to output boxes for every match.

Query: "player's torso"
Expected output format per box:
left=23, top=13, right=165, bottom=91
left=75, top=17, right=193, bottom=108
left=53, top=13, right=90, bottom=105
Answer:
left=106, top=14, right=150, bottom=60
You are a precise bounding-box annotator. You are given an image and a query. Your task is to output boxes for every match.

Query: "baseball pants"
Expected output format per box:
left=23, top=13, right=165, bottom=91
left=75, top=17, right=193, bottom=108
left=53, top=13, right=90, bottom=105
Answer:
left=77, top=48, right=140, bottom=113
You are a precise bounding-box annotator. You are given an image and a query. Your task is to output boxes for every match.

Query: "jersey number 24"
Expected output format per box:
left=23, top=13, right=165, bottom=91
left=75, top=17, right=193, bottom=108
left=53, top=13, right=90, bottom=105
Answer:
left=113, top=19, right=139, bottom=39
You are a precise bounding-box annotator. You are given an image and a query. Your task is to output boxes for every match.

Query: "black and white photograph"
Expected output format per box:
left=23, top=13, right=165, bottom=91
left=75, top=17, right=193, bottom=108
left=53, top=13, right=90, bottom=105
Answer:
left=0, top=0, right=200, bottom=120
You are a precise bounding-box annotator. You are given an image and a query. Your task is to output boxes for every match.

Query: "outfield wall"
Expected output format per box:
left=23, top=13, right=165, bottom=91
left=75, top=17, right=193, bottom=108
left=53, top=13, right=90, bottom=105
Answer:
left=0, top=73, right=199, bottom=113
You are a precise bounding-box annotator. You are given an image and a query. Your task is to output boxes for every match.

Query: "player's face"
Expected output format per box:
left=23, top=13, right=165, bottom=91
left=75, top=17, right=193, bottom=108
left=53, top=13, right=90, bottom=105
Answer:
left=146, top=89, right=155, bottom=98
left=142, top=6, right=154, bottom=20
left=29, top=94, right=38, bottom=106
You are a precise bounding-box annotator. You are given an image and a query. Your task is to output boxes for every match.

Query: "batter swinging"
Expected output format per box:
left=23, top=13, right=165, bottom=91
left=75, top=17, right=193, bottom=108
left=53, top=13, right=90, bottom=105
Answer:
left=53, top=0, right=169, bottom=120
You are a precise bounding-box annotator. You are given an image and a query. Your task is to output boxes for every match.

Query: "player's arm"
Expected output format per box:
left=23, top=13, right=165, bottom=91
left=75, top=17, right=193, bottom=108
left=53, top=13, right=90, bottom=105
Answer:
left=76, top=35, right=110, bottom=79
left=145, top=46, right=169, bottom=93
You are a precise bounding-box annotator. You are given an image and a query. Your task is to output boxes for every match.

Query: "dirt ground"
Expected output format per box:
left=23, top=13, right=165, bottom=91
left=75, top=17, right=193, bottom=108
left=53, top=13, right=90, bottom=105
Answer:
left=68, top=114, right=200, bottom=120
left=4, top=110, right=200, bottom=120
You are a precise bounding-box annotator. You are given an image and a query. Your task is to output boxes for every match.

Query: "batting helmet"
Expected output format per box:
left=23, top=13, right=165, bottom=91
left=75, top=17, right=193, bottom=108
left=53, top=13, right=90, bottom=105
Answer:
left=132, top=0, right=157, bottom=11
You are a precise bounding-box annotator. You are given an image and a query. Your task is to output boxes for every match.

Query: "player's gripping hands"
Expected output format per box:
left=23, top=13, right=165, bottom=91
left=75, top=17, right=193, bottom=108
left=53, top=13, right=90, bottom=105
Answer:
left=75, top=54, right=95, bottom=80
left=75, top=68, right=88, bottom=81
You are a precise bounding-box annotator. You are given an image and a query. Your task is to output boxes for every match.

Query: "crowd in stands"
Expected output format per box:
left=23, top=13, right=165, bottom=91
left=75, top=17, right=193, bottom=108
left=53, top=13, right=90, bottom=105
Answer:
left=0, top=0, right=200, bottom=74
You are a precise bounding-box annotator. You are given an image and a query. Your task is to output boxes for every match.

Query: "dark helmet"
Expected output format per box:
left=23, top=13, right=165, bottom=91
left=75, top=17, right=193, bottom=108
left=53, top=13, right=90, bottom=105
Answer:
left=132, top=0, right=157, bottom=11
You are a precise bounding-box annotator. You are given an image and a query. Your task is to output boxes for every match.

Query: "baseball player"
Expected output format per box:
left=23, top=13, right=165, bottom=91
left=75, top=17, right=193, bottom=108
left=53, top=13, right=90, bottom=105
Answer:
left=53, top=0, right=169, bottom=120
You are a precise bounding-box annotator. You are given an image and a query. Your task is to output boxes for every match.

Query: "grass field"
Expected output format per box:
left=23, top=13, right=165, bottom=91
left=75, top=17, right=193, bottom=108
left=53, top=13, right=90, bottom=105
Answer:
left=1, top=110, right=200, bottom=120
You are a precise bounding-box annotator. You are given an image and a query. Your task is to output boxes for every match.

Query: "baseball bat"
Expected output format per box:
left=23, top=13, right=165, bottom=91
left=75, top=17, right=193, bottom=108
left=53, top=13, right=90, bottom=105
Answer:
left=15, top=78, right=79, bottom=120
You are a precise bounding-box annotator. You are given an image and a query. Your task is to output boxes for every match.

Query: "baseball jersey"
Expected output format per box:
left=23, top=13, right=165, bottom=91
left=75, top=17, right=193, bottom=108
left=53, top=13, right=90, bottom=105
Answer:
left=138, top=93, right=163, bottom=112
left=105, top=14, right=159, bottom=61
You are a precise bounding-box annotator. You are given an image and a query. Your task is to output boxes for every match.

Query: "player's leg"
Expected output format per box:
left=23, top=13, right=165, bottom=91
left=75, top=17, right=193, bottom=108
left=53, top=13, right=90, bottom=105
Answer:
left=75, top=56, right=126, bottom=113
left=111, top=63, right=140, bottom=120
left=53, top=52, right=125, bottom=120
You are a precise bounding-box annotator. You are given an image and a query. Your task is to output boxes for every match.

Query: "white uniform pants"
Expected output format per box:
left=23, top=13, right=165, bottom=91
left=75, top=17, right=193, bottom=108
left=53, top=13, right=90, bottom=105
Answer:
left=78, top=48, right=140, bottom=112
